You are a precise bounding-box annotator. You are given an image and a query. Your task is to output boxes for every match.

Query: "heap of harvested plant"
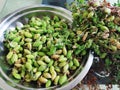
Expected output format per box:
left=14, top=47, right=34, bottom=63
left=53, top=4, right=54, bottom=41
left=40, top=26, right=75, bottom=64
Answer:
left=70, top=0, right=120, bottom=84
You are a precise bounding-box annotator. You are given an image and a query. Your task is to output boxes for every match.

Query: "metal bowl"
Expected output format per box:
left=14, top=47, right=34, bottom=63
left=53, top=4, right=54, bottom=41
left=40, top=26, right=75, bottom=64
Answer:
left=0, top=5, right=93, bottom=90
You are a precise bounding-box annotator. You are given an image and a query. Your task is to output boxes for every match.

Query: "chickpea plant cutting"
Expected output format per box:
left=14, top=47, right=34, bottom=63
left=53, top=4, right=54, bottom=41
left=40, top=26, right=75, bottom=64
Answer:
left=4, top=15, right=82, bottom=88
left=70, top=0, right=120, bottom=84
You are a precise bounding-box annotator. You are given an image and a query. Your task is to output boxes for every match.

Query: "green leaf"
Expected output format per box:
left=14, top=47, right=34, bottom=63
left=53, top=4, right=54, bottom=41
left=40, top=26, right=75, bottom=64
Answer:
left=117, top=27, right=120, bottom=32
left=76, top=0, right=85, bottom=4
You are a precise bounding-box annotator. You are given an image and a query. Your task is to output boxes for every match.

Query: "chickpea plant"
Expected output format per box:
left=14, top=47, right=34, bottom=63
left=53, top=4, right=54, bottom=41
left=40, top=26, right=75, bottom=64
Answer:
left=70, top=0, right=120, bottom=84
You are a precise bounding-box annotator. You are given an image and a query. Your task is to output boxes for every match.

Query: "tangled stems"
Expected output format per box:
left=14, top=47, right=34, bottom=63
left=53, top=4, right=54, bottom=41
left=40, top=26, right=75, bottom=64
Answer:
left=71, top=0, right=120, bottom=84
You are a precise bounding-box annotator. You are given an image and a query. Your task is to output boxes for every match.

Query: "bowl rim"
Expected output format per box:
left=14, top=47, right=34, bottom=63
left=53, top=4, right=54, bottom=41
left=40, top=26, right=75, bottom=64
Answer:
left=0, top=4, right=72, bottom=24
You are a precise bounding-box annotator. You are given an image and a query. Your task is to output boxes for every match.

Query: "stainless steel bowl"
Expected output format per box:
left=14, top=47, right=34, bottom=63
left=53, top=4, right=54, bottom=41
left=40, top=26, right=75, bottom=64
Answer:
left=0, top=5, right=93, bottom=90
